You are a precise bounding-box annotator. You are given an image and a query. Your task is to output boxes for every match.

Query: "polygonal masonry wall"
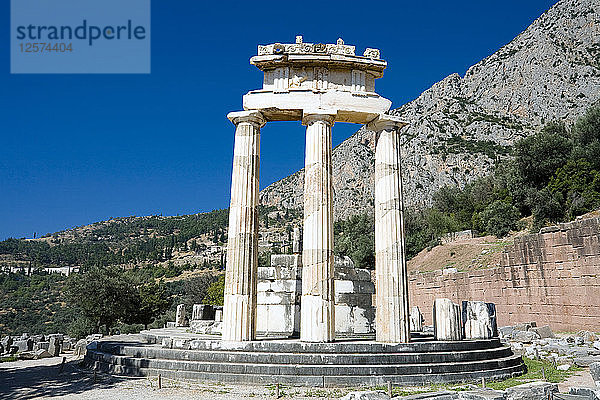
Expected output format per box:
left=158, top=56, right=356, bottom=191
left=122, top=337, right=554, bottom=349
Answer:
left=223, top=37, right=410, bottom=343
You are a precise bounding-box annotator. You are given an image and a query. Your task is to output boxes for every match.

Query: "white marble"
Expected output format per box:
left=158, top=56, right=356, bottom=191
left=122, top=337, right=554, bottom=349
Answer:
left=370, top=115, right=410, bottom=343
left=463, top=301, right=494, bottom=339
left=222, top=110, right=266, bottom=341
left=434, top=298, right=463, bottom=341
left=300, top=111, right=336, bottom=342
left=175, top=304, right=186, bottom=327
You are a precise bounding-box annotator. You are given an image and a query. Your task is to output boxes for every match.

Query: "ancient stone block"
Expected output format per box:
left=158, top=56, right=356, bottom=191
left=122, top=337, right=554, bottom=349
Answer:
left=434, top=298, right=462, bottom=341
left=175, top=304, right=186, bottom=327
left=1, top=336, right=12, bottom=350
left=532, top=325, right=554, bottom=339
left=14, top=339, right=33, bottom=352
left=462, top=301, right=495, bottom=339
left=74, top=339, right=88, bottom=357
left=48, top=336, right=62, bottom=356
left=35, top=341, right=50, bottom=351
left=505, top=382, right=558, bottom=400
left=569, top=387, right=600, bottom=400
left=191, top=304, right=215, bottom=321
left=340, top=391, right=389, bottom=400
left=410, top=306, right=424, bottom=332
left=590, top=362, right=600, bottom=387
left=34, top=349, right=51, bottom=359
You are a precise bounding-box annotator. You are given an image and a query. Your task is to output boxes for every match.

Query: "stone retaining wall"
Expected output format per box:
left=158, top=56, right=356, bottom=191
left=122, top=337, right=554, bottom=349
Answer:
left=409, top=217, right=600, bottom=332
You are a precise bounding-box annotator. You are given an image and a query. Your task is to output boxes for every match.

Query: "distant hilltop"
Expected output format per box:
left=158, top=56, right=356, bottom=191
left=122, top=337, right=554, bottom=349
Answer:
left=260, top=0, right=600, bottom=220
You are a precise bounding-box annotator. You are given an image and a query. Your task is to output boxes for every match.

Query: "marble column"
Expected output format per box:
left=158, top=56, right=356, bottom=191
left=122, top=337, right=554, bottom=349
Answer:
left=371, top=114, right=410, bottom=343
left=300, top=110, right=336, bottom=342
left=222, top=110, right=266, bottom=342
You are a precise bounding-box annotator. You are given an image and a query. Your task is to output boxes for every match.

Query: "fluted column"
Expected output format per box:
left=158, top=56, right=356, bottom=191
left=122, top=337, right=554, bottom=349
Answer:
left=300, top=110, right=336, bottom=342
left=222, top=110, right=266, bottom=341
left=371, top=114, right=410, bottom=343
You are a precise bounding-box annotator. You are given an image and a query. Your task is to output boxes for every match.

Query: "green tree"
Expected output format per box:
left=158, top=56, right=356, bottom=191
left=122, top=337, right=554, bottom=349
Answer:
left=478, top=200, right=520, bottom=238
left=132, top=282, right=171, bottom=330
left=334, top=214, right=375, bottom=269
left=202, top=274, right=225, bottom=306
left=571, top=104, right=600, bottom=169
left=65, top=266, right=139, bottom=335
left=514, top=123, right=572, bottom=189
left=547, top=159, right=600, bottom=220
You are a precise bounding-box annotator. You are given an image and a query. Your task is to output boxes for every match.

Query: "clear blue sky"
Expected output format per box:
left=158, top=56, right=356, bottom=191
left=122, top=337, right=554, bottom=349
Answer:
left=0, top=0, right=557, bottom=240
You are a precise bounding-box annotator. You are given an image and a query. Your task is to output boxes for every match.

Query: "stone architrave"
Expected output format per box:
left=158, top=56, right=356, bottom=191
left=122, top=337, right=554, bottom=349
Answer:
left=300, top=110, right=336, bottom=343
left=222, top=110, right=266, bottom=341
left=175, top=304, right=186, bottom=327
left=370, top=114, right=410, bottom=343
left=434, top=298, right=462, bottom=341
left=410, top=306, right=424, bottom=332
left=462, top=301, right=494, bottom=339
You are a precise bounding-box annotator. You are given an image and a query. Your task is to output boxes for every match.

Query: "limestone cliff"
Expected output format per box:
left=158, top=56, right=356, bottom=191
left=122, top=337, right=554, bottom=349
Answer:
left=259, top=0, right=600, bottom=219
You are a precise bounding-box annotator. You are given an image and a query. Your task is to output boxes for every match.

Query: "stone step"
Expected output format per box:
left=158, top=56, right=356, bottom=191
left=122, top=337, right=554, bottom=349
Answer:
left=137, top=334, right=504, bottom=354
left=87, top=358, right=525, bottom=387
left=86, top=350, right=522, bottom=376
left=109, top=344, right=514, bottom=365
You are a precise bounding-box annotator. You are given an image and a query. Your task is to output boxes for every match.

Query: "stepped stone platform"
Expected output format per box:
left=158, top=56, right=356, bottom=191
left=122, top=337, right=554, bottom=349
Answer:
left=83, top=328, right=525, bottom=387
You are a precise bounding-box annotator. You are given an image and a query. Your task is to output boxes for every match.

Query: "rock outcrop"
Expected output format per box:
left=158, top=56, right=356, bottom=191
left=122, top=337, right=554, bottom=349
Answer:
left=260, top=0, right=600, bottom=219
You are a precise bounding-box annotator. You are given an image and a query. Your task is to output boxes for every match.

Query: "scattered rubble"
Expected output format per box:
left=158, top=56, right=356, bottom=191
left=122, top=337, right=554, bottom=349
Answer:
left=0, top=332, right=100, bottom=360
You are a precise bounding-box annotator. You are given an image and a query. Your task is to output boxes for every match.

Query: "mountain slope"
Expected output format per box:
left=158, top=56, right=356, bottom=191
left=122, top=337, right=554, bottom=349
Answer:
left=260, top=0, right=600, bottom=219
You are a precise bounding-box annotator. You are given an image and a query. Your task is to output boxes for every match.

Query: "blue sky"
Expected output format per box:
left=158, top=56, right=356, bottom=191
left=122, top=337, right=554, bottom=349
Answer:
left=0, top=0, right=557, bottom=240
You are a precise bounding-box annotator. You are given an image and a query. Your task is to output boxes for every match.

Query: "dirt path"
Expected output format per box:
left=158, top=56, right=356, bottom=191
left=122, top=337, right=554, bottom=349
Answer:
left=0, top=356, right=347, bottom=399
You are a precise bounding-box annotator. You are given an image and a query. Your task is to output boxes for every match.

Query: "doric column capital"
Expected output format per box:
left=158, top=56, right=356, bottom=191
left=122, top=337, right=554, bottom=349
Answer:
left=367, top=113, right=408, bottom=132
left=227, top=110, right=267, bottom=128
left=301, top=109, right=336, bottom=126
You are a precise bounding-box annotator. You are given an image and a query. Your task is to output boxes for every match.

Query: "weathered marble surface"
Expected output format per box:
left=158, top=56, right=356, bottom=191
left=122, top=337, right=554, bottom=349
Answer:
left=175, top=304, right=186, bottom=328
left=223, top=111, right=266, bottom=341
left=300, top=111, right=336, bottom=342
left=372, top=115, right=410, bottom=343
left=434, top=298, right=462, bottom=341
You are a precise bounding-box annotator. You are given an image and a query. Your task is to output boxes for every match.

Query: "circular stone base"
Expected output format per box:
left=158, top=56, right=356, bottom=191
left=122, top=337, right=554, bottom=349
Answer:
left=84, top=329, right=525, bottom=387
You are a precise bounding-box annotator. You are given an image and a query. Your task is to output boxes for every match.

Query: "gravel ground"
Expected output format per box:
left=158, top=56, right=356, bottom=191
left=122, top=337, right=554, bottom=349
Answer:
left=2, top=355, right=596, bottom=399
left=0, top=356, right=350, bottom=399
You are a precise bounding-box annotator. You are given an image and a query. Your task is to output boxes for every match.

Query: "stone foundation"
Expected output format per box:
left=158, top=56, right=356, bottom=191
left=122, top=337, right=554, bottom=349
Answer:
left=256, top=254, right=375, bottom=337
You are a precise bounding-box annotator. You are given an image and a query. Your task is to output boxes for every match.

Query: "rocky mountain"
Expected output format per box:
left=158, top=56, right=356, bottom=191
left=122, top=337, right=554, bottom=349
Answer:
left=260, top=0, right=600, bottom=219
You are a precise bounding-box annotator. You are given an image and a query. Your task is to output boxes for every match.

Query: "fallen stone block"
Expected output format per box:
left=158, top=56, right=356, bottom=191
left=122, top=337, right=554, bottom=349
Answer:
left=340, top=391, right=389, bottom=400
left=458, top=388, right=505, bottom=400
left=514, top=322, right=536, bottom=331
left=569, top=387, right=600, bottom=400
left=499, top=326, right=515, bottom=339
left=557, top=364, right=571, bottom=371
left=34, top=349, right=51, bottom=359
left=590, top=362, right=600, bottom=387
left=577, top=331, right=598, bottom=344
left=574, top=356, right=600, bottom=367
left=512, top=330, right=540, bottom=344
left=505, top=381, right=558, bottom=400
left=401, top=391, right=457, bottom=400
left=18, top=351, right=36, bottom=360
left=532, top=325, right=554, bottom=339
